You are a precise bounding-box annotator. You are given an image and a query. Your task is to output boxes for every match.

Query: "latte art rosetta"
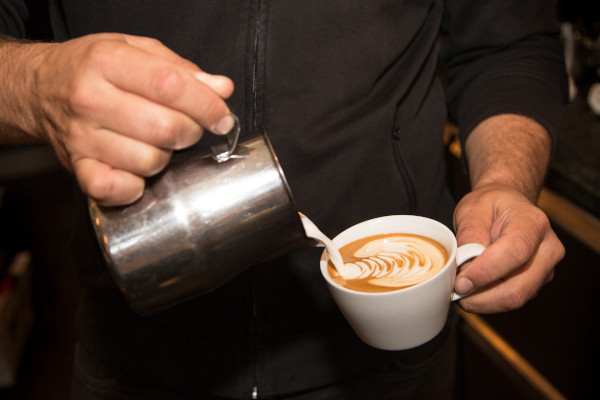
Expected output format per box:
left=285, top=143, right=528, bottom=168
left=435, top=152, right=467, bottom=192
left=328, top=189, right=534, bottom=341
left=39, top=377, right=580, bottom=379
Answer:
left=328, top=233, right=449, bottom=293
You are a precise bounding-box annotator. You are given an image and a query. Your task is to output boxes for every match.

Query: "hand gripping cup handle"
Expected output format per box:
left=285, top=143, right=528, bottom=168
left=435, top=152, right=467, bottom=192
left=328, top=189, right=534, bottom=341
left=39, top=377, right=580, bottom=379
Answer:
left=451, top=243, right=487, bottom=301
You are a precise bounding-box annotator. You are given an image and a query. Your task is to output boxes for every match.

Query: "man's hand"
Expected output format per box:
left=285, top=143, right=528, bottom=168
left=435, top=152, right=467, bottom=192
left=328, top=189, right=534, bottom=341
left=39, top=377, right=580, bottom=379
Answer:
left=1, top=33, right=234, bottom=205
left=453, top=184, right=564, bottom=313
left=453, top=114, right=565, bottom=313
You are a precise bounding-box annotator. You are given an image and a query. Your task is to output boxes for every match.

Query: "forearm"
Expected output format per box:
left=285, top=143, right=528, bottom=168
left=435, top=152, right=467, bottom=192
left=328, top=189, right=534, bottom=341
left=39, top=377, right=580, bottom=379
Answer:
left=464, top=114, right=551, bottom=203
left=0, top=35, right=53, bottom=144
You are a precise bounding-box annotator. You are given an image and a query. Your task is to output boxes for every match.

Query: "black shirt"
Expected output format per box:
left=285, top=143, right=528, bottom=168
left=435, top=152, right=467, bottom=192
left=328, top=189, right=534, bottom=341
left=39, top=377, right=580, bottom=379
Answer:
left=1, top=0, right=567, bottom=397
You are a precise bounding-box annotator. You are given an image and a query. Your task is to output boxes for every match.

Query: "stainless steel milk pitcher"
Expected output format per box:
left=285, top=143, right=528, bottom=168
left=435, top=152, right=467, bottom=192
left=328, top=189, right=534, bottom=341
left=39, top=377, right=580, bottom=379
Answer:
left=89, top=117, right=312, bottom=315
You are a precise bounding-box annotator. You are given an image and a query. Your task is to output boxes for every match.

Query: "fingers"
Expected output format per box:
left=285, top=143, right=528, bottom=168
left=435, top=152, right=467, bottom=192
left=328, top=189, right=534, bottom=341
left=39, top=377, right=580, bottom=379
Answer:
left=73, top=158, right=146, bottom=206
left=72, top=80, right=204, bottom=150
left=453, top=188, right=565, bottom=313
left=97, top=39, right=235, bottom=134
left=123, top=35, right=235, bottom=99
left=36, top=33, right=236, bottom=206
left=71, top=126, right=173, bottom=177
left=456, top=206, right=548, bottom=293
left=69, top=125, right=173, bottom=205
left=118, top=35, right=235, bottom=100
left=456, top=229, right=563, bottom=313
left=122, top=35, right=204, bottom=76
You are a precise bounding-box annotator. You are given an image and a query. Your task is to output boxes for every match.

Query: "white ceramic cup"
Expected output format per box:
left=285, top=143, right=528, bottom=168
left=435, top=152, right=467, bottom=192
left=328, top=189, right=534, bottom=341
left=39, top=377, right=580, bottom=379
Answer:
left=319, top=215, right=485, bottom=350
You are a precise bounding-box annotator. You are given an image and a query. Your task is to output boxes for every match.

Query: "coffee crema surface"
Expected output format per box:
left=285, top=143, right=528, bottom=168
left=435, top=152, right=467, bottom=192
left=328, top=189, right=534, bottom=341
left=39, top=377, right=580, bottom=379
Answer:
left=327, top=233, right=449, bottom=293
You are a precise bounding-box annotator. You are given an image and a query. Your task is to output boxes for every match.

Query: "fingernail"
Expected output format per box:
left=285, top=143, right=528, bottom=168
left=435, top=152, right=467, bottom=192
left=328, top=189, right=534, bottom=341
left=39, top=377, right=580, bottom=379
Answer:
left=212, top=114, right=234, bottom=135
left=455, top=277, right=474, bottom=295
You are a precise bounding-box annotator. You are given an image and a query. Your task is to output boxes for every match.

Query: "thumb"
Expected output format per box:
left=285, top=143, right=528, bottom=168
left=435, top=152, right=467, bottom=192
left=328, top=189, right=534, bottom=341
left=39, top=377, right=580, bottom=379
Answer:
left=453, top=205, right=493, bottom=295
left=454, top=207, right=492, bottom=248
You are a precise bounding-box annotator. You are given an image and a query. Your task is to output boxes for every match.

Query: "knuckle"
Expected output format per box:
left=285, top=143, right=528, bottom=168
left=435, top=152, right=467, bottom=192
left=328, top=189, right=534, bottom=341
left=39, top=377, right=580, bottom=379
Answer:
left=149, top=68, right=184, bottom=102
left=148, top=117, right=179, bottom=147
left=73, top=157, right=140, bottom=205
left=84, top=173, right=117, bottom=202
left=68, top=83, right=95, bottom=114
left=531, top=207, right=551, bottom=231
left=140, top=36, right=163, bottom=47
left=197, top=95, right=219, bottom=118
left=503, top=288, right=529, bottom=310
left=65, top=43, right=114, bottom=114
left=80, top=40, right=117, bottom=73
left=552, top=237, right=566, bottom=262
left=458, top=225, right=488, bottom=244
left=137, top=147, right=170, bottom=177
left=84, top=40, right=111, bottom=63
left=556, top=242, right=566, bottom=262
left=176, top=123, right=203, bottom=149
left=507, top=234, right=534, bottom=266
left=455, top=216, right=489, bottom=245
left=479, top=266, right=498, bottom=286
left=64, top=123, right=91, bottom=153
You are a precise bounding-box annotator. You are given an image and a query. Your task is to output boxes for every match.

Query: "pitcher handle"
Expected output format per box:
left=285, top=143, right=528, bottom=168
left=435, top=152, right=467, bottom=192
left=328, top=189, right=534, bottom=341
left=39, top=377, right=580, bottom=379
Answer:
left=211, top=114, right=241, bottom=163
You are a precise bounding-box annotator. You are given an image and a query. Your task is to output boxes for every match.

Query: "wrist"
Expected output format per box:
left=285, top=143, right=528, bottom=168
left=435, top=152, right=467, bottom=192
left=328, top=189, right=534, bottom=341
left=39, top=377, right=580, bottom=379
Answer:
left=471, top=177, right=541, bottom=204
left=465, top=114, right=551, bottom=203
left=468, top=181, right=537, bottom=206
left=0, top=38, right=56, bottom=144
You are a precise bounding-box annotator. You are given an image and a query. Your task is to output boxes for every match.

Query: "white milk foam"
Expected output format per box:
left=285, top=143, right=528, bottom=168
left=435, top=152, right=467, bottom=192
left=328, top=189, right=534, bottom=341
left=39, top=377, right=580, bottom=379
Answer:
left=342, top=235, right=447, bottom=288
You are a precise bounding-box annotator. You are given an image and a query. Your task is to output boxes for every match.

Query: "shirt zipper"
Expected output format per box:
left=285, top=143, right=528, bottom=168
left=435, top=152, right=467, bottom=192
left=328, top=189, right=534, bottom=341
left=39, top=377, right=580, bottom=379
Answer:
left=392, top=120, right=417, bottom=213
left=250, top=3, right=263, bottom=398
left=251, top=0, right=262, bottom=130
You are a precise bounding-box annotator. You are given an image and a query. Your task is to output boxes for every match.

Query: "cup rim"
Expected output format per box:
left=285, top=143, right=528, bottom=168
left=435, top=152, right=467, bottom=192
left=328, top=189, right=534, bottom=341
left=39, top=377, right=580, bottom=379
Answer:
left=319, top=215, right=458, bottom=296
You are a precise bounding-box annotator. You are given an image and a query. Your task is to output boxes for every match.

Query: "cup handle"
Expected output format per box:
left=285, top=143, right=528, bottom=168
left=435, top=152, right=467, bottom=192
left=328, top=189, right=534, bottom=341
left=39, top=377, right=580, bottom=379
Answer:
left=451, top=243, right=486, bottom=301
left=210, top=114, right=241, bottom=163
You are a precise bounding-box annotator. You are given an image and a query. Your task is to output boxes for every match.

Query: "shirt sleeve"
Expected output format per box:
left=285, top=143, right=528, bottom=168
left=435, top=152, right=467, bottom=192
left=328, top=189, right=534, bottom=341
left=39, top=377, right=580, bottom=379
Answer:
left=0, top=0, right=29, bottom=38
left=441, top=0, right=568, bottom=148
